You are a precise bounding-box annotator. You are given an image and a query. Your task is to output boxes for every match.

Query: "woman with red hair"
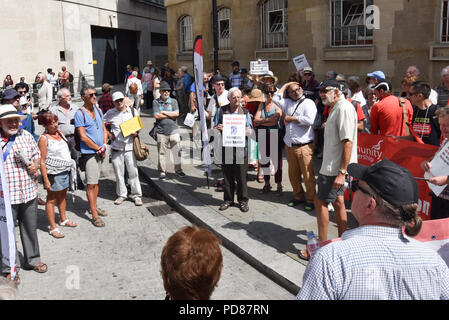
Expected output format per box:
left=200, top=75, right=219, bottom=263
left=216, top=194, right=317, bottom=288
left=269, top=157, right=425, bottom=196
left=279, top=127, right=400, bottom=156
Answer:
left=161, top=225, right=223, bottom=300
left=38, top=113, right=77, bottom=238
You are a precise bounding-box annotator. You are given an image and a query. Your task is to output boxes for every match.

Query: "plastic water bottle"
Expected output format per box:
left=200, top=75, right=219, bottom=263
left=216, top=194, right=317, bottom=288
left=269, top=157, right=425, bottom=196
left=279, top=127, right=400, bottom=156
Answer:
left=306, top=231, right=321, bottom=258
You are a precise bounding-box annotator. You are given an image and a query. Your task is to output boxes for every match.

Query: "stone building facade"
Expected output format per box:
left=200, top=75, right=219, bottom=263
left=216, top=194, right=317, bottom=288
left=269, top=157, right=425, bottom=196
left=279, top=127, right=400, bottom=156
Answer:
left=166, top=0, right=449, bottom=89
left=0, top=0, right=167, bottom=90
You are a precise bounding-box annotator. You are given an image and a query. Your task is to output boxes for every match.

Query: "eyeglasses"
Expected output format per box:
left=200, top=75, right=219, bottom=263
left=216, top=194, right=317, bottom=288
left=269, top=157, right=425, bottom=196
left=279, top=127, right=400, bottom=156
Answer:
left=88, top=93, right=97, bottom=97
left=351, top=180, right=375, bottom=199
left=319, top=88, right=332, bottom=94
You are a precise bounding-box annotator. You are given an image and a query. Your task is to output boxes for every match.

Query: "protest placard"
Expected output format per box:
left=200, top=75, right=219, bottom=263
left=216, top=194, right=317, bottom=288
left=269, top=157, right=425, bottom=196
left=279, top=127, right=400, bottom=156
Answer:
left=424, top=141, right=449, bottom=197
left=222, top=114, right=246, bottom=147
left=120, top=116, right=143, bottom=138
left=250, top=60, right=269, bottom=75
left=293, top=54, right=310, bottom=71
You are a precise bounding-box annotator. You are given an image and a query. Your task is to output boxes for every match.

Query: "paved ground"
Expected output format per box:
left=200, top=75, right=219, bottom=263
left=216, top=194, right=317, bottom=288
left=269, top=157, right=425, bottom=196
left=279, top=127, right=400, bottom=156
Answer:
left=136, top=104, right=358, bottom=294
left=13, top=99, right=293, bottom=300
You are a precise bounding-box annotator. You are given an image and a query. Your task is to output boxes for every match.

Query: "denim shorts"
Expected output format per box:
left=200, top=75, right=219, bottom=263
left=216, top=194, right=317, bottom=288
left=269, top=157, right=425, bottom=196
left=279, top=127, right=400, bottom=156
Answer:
left=48, top=171, right=70, bottom=192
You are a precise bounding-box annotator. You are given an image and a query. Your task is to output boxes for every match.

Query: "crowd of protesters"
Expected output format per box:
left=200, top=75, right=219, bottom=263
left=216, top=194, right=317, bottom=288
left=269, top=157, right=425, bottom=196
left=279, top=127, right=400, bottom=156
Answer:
left=1, top=59, right=449, bottom=300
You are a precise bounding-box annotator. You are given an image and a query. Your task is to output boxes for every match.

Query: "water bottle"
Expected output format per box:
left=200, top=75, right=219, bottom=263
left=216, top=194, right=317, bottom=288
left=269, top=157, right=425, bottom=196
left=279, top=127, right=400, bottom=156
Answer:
left=306, top=231, right=321, bottom=258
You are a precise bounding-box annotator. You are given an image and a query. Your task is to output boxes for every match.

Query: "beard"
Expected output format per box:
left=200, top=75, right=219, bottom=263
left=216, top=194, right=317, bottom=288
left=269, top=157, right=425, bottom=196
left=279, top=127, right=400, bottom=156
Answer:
left=1, top=124, right=18, bottom=136
left=321, top=91, right=335, bottom=105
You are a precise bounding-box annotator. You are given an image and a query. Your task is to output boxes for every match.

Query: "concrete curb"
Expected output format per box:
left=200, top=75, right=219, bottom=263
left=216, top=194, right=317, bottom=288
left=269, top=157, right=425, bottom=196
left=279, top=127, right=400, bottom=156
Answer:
left=138, top=165, right=302, bottom=296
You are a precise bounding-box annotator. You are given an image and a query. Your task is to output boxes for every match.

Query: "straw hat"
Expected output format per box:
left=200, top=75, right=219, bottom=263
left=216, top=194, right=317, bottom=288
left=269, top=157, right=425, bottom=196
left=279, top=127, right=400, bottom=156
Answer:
left=0, top=105, right=27, bottom=121
left=247, top=89, right=266, bottom=103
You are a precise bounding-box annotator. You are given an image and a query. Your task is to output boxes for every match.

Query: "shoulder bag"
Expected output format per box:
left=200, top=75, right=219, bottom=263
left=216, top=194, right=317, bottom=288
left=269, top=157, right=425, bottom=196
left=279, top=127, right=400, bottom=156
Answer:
left=130, top=106, right=149, bottom=161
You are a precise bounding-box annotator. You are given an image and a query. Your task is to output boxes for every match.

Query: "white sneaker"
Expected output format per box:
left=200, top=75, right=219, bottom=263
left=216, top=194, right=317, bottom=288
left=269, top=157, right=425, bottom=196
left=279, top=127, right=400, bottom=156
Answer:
left=134, top=198, right=143, bottom=206
left=114, top=197, right=126, bottom=205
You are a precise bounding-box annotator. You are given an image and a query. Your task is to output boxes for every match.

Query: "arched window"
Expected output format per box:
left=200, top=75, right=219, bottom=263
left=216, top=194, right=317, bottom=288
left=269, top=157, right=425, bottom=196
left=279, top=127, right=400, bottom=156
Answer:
left=218, top=7, right=232, bottom=50
left=178, top=15, right=193, bottom=52
left=259, top=0, right=288, bottom=48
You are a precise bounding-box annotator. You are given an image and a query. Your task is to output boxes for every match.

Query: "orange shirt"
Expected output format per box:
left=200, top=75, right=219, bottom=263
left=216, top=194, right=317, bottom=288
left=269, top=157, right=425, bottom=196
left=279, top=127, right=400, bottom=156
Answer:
left=370, top=95, right=413, bottom=137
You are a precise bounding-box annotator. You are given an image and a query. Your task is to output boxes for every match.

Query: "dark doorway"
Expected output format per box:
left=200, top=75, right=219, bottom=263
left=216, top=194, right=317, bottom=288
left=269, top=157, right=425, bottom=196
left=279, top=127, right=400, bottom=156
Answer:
left=91, top=26, right=140, bottom=87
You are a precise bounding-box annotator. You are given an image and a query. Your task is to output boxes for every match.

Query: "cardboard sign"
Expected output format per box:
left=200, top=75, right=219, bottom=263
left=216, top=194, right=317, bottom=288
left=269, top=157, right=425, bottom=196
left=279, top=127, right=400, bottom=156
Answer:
left=222, top=114, right=246, bottom=147
left=250, top=60, right=269, bottom=75
left=120, top=116, right=143, bottom=138
left=293, top=54, right=310, bottom=71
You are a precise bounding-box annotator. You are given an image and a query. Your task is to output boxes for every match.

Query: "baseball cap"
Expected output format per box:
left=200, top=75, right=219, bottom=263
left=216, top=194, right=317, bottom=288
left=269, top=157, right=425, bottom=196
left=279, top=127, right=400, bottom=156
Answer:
left=367, top=70, right=386, bottom=81
left=112, top=91, right=125, bottom=101
left=348, top=158, right=419, bottom=208
left=2, top=88, right=20, bottom=100
left=240, top=68, right=248, bottom=74
left=231, top=61, right=240, bottom=67
left=317, top=79, right=345, bottom=91
left=373, top=81, right=392, bottom=92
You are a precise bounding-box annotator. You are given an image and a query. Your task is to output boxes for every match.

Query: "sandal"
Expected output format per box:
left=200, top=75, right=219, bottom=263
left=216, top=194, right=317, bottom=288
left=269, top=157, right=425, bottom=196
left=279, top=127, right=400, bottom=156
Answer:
left=88, top=208, right=108, bottom=217
left=304, top=202, right=315, bottom=212
left=91, top=217, right=105, bottom=228
left=288, top=199, right=305, bottom=207
left=32, top=262, right=48, bottom=273
left=260, top=184, right=271, bottom=194
left=59, top=219, right=77, bottom=228
left=5, top=273, right=20, bottom=285
left=49, top=228, right=65, bottom=239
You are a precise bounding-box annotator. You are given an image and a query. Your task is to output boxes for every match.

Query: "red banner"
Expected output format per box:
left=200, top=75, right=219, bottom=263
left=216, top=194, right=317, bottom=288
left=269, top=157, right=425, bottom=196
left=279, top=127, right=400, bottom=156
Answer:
left=349, top=133, right=439, bottom=220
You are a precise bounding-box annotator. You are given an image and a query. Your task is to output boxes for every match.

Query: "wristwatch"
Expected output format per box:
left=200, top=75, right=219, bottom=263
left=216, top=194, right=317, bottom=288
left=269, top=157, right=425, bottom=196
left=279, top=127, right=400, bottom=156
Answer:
left=338, top=169, right=347, bottom=175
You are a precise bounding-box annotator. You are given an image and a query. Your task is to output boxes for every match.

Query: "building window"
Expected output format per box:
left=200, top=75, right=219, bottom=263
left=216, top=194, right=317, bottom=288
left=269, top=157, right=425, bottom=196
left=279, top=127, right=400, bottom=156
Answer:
left=218, top=7, right=232, bottom=50
left=441, top=0, right=449, bottom=42
left=330, top=0, right=373, bottom=47
left=178, top=15, right=193, bottom=52
left=259, top=0, right=288, bottom=49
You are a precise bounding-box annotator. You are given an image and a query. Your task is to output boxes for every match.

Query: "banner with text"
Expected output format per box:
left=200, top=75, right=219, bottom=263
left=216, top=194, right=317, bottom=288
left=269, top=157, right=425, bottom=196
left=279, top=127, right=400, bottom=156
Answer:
left=353, top=133, right=439, bottom=220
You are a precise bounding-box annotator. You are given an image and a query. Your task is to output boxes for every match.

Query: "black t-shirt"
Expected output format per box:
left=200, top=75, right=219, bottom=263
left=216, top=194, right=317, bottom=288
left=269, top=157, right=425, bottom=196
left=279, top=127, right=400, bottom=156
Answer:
left=412, top=104, right=441, bottom=146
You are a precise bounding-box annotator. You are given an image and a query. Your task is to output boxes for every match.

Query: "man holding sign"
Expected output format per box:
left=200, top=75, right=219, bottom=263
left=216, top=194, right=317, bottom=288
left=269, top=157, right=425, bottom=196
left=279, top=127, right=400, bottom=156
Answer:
left=104, top=92, right=143, bottom=206
left=214, top=88, right=253, bottom=212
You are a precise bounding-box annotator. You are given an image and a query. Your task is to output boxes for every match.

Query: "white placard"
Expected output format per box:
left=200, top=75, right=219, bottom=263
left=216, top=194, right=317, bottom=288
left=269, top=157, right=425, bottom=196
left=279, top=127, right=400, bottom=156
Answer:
left=250, top=60, right=269, bottom=75
left=293, top=54, right=310, bottom=71
left=222, top=114, right=246, bottom=148
left=425, top=141, right=449, bottom=197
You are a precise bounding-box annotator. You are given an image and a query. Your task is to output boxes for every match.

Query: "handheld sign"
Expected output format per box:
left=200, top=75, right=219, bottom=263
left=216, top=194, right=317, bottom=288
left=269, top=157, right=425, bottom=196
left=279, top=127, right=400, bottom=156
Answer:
left=250, top=60, right=269, bottom=75
left=293, top=54, right=310, bottom=71
left=222, top=114, right=246, bottom=147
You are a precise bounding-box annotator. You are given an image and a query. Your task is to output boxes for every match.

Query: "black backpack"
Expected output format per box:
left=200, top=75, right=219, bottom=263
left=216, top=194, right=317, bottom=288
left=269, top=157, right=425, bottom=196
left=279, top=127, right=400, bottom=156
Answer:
left=68, top=72, right=74, bottom=82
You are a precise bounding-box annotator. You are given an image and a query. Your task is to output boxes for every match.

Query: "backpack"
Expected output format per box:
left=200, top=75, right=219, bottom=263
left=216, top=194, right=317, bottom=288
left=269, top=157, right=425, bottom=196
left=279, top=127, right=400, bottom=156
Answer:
left=68, top=72, right=74, bottom=82
left=130, top=82, right=138, bottom=94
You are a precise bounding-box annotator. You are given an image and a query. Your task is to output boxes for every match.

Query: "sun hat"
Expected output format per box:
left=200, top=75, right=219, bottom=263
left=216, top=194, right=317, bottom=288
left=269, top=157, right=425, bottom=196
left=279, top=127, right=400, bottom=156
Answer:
left=19, top=96, right=28, bottom=106
left=247, top=89, right=266, bottom=103
left=0, top=104, right=27, bottom=121
left=159, top=81, right=172, bottom=91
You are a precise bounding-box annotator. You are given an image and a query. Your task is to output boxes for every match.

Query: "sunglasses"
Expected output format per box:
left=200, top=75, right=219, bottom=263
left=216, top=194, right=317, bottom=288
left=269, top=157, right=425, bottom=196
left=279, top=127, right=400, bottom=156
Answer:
left=88, top=93, right=97, bottom=97
left=160, top=90, right=170, bottom=92
left=214, top=82, right=225, bottom=86
left=351, top=180, right=375, bottom=199
left=265, top=91, right=276, bottom=95
left=304, top=73, right=312, bottom=76
left=319, top=88, right=332, bottom=94
left=115, top=98, right=124, bottom=102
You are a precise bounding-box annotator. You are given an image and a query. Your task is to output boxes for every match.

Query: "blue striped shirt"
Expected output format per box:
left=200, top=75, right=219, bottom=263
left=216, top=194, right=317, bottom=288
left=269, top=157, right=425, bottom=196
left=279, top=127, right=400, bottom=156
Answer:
left=297, top=225, right=449, bottom=300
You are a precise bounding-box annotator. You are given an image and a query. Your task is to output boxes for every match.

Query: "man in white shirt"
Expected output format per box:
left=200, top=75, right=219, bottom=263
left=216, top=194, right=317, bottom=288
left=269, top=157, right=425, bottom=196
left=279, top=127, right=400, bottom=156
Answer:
left=273, top=82, right=317, bottom=212
left=125, top=71, right=144, bottom=112
left=104, top=92, right=143, bottom=206
left=347, top=76, right=367, bottom=107
left=314, top=79, right=358, bottom=252
left=35, top=72, right=53, bottom=112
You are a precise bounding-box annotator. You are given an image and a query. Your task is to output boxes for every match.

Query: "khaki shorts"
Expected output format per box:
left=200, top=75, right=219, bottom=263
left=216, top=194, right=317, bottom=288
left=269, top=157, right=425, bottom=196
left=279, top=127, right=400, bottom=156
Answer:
left=84, top=154, right=103, bottom=185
